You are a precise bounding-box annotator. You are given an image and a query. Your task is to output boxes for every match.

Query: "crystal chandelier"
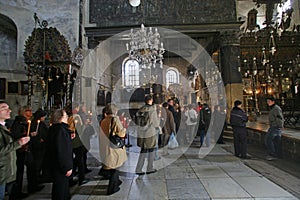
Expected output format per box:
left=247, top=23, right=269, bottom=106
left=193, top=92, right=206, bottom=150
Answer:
left=126, top=24, right=165, bottom=69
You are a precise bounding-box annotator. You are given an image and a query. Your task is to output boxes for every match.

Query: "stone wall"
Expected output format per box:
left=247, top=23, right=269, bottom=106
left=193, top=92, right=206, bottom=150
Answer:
left=89, top=0, right=236, bottom=27
left=0, top=0, right=79, bottom=70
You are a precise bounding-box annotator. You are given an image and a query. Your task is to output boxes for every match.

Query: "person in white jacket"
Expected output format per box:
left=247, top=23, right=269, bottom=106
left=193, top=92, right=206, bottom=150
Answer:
left=185, top=104, right=198, bottom=142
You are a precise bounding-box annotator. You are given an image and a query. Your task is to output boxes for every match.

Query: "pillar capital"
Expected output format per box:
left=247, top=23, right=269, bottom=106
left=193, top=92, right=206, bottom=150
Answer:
left=219, top=30, right=241, bottom=47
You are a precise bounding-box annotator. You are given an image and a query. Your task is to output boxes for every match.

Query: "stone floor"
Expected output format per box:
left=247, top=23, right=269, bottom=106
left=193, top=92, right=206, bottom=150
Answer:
left=13, top=135, right=300, bottom=200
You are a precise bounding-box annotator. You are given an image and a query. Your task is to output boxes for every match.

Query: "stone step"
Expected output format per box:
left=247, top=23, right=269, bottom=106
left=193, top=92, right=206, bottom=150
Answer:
left=223, top=127, right=233, bottom=141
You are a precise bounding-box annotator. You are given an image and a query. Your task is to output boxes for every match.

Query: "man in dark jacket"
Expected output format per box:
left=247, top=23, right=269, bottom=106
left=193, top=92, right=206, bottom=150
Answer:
left=198, top=103, right=211, bottom=147
left=135, top=95, right=160, bottom=175
left=161, top=102, right=175, bottom=156
left=265, top=97, right=284, bottom=159
left=230, top=100, right=250, bottom=159
left=0, top=101, right=30, bottom=200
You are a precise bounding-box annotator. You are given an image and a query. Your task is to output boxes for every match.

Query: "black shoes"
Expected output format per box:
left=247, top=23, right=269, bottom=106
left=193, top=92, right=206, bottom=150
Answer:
left=107, top=187, right=120, bottom=195
left=136, top=169, right=157, bottom=175
left=98, top=168, right=111, bottom=179
left=85, top=168, right=92, bottom=174
left=241, top=155, right=251, bottom=159
left=146, top=169, right=157, bottom=174
left=17, top=192, right=29, bottom=199
left=28, top=185, right=45, bottom=193
left=69, top=180, right=78, bottom=187
left=79, top=179, right=89, bottom=186
left=135, top=172, right=145, bottom=175
left=118, top=180, right=122, bottom=186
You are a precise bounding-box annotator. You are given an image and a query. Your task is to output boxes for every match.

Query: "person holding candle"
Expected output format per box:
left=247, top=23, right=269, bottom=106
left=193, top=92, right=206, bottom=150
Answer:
left=31, top=109, right=48, bottom=184
left=11, top=106, right=45, bottom=197
left=0, top=101, right=30, bottom=200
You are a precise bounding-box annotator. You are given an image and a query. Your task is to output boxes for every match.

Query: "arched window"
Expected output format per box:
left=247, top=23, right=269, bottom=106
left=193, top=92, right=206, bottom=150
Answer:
left=166, top=67, right=179, bottom=88
left=123, top=59, right=140, bottom=87
left=0, top=14, right=17, bottom=70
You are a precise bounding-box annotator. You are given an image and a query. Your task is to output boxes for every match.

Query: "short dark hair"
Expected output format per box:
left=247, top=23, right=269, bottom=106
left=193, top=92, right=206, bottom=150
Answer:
left=234, top=100, right=242, bottom=107
left=162, top=102, right=169, bottom=108
left=145, top=95, right=153, bottom=104
left=267, top=96, right=276, bottom=102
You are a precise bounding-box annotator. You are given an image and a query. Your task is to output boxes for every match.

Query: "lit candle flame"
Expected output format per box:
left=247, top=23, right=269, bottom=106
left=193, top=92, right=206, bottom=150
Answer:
left=36, top=120, right=40, bottom=132
left=27, top=120, right=31, bottom=136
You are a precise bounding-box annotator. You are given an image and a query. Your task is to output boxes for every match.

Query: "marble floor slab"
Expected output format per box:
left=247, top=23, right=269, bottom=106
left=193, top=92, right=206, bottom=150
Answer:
left=166, top=178, right=210, bottom=200
left=233, top=176, right=296, bottom=198
left=187, top=158, right=212, bottom=166
left=200, top=177, right=251, bottom=198
left=128, top=179, right=168, bottom=200
left=218, top=162, right=261, bottom=177
left=165, top=165, right=198, bottom=179
left=193, top=165, right=230, bottom=178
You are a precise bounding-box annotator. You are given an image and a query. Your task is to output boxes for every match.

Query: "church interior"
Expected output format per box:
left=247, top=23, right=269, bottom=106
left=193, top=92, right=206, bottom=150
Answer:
left=0, top=0, right=300, bottom=199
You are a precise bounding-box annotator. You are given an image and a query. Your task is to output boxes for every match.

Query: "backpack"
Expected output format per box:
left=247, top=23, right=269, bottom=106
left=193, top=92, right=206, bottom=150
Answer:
left=135, top=106, right=150, bottom=127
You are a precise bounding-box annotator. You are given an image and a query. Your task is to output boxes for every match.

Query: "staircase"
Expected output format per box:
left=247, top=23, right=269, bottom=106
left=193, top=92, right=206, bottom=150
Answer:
left=223, top=126, right=234, bottom=142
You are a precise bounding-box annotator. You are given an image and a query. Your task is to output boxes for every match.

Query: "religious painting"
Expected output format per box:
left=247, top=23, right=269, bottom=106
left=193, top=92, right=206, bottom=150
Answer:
left=243, top=78, right=253, bottom=95
left=20, top=81, right=30, bottom=95
left=7, top=82, right=19, bottom=94
left=0, top=78, right=5, bottom=99
left=106, top=91, right=112, bottom=105
left=97, top=89, right=106, bottom=106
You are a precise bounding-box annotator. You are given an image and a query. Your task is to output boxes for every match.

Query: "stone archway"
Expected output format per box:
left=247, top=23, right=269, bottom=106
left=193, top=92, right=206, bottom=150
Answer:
left=0, top=13, right=17, bottom=70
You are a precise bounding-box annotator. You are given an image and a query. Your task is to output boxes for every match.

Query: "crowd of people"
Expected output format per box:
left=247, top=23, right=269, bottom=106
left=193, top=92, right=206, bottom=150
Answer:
left=0, top=95, right=284, bottom=199
left=0, top=102, right=94, bottom=200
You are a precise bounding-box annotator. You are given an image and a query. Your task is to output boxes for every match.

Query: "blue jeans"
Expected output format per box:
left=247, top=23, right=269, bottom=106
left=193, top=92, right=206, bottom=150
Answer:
left=265, top=127, right=282, bottom=157
left=0, top=183, right=5, bottom=200
left=154, top=129, right=160, bottom=159
left=200, top=129, right=210, bottom=147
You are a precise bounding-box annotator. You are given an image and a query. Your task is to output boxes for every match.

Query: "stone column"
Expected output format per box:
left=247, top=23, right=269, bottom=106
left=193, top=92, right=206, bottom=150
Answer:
left=220, top=31, right=243, bottom=112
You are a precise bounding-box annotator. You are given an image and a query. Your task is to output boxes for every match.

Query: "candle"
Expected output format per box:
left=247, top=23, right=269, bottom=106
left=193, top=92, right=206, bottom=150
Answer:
left=27, top=120, right=31, bottom=136
left=36, top=120, right=40, bottom=132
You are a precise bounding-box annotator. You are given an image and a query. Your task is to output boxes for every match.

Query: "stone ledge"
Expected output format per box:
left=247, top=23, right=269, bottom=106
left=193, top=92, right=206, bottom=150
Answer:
left=246, top=127, right=300, bottom=162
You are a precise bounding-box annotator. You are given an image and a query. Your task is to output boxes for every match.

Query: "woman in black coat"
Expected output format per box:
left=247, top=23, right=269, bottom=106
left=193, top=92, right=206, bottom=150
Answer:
left=31, top=109, right=48, bottom=183
left=48, top=109, right=73, bottom=200
left=230, top=100, right=249, bottom=159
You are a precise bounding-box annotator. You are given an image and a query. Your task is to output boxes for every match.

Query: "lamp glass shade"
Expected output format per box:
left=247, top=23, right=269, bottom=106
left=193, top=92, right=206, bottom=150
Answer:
left=129, top=0, right=140, bottom=7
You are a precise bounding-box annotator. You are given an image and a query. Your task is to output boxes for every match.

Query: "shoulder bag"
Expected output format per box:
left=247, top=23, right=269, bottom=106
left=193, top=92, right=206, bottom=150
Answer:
left=109, top=117, right=125, bottom=149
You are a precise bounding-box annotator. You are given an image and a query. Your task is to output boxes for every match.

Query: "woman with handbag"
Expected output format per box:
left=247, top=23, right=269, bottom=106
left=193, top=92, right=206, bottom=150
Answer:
left=99, top=104, right=127, bottom=195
